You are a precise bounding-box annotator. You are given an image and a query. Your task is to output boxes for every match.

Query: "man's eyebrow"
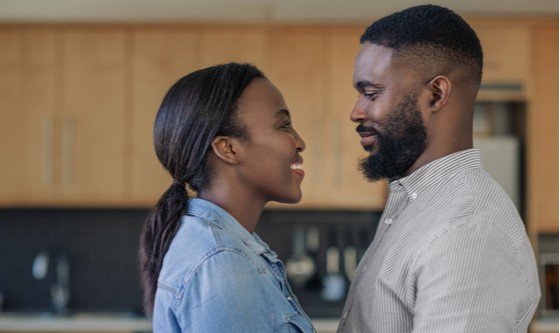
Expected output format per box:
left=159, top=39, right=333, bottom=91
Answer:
left=354, top=81, right=384, bottom=90
left=275, top=109, right=291, bottom=118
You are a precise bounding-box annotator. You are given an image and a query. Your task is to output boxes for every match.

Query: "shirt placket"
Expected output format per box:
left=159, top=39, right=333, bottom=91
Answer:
left=262, top=250, right=316, bottom=331
left=339, top=185, right=409, bottom=328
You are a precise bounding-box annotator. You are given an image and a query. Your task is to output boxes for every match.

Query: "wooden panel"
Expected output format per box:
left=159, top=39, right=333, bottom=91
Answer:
left=528, top=23, right=558, bottom=234
left=200, top=26, right=269, bottom=72
left=61, top=27, right=126, bottom=198
left=325, top=27, right=387, bottom=209
left=474, top=24, right=531, bottom=85
left=266, top=27, right=327, bottom=208
left=19, top=28, right=59, bottom=197
left=130, top=28, right=200, bottom=202
left=0, top=29, right=22, bottom=200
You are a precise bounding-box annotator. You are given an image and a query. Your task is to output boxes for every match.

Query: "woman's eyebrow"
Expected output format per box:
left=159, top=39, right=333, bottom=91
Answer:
left=275, top=109, right=291, bottom=119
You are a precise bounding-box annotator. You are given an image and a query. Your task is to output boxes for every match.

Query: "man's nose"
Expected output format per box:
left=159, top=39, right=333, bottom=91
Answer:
left=350, top=98, right=367, bottom=123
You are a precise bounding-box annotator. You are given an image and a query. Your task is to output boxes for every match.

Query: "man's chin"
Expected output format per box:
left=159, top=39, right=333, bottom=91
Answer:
left=359, top=156, right=386, bottom=182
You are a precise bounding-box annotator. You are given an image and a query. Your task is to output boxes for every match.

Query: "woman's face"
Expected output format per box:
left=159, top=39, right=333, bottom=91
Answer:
left=235, top=78, right=306, bottom=204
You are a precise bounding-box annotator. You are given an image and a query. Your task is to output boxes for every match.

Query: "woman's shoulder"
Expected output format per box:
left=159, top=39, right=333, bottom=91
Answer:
left=157, top=214, right=254, bottom=289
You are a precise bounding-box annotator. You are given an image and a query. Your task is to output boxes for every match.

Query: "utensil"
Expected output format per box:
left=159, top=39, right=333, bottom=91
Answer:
left=304, top=226, right=323, bottom=291
left=343, top=228, right=357, bottom=281
left=321, top=228, right=346, bottom=301
left=286, top=224, right=315, bottom=288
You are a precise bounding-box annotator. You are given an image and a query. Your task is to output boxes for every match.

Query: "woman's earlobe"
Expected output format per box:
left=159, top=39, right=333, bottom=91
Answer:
left=210, top=137, right=240, bottom=165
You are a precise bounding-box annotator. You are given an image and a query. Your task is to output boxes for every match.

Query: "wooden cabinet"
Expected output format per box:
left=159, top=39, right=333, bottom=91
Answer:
left=129, top=26, right=270, bottom=204
left=0, top=27, right=127, bottom=205
left=130, top=28, right=200, bottom=203
left=473, top=23, right=531, bottom=86
left=0, top=20, right=556, bottom=211
left=60, top=28, right=127, bottom=200
left=266, top=27, right=329, bottom=208
left=0, top=28, right=24, bottom=201
left=266, top=26, right=387, bottom=209
left=18, top=29, right=58, bottom=199
left=199, top=26, right=269, bottom=70
left=325, top=27, right=387, bottom=209
left=527, top=21, right=558, bottom=236
left=0, top=28, right=60, bottom=203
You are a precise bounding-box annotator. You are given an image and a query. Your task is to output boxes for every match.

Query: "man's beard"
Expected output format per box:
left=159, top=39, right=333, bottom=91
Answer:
left=358, top=93, right=428, bottom=181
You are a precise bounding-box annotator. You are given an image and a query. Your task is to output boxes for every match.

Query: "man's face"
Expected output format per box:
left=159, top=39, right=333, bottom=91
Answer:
left=351, top=43, right=428, bottom=181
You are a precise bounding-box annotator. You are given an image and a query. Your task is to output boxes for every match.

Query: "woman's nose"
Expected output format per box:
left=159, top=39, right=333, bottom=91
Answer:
left=294, top=130, right=306, bottom=153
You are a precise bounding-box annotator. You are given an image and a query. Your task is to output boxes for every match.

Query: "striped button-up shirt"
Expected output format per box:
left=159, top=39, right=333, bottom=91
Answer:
left=338, top=149, right=540, bottom=333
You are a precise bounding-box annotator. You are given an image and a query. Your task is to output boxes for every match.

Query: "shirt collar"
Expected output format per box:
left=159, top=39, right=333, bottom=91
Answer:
left=186, top=198, right=268, bottom=255
left=390, top=148, right=483, bottom=198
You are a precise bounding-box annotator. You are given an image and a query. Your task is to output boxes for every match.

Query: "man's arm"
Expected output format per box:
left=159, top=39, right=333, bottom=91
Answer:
left=411, top=223, right=539, bottom=333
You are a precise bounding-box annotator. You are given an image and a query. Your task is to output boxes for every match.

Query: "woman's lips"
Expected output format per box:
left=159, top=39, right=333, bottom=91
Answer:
left=290, top=163, right=305, bottom=177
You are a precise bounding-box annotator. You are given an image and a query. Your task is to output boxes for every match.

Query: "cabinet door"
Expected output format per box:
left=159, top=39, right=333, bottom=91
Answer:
left=325, top=28, right=387, bottom=209
left=61, top=28, right=126, bottom=200
left=130, top=28, right=200, bottom=203
left=19, top=28, right=59, bottom=199
left=0, top=28, right=23, bottom=202
left=528, top=23, right=558, bottom=234
left=473, top=23, right=531, bottom=85
left=267, top=27, right=328, bottom=207
left=200, top=26, right=269, bottom=71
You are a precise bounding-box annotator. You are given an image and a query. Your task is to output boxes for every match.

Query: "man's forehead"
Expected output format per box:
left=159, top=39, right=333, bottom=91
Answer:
left=353, top=43, right=401, bottom=83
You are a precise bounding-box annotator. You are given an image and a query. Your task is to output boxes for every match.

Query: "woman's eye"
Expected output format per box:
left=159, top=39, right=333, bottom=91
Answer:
left=281, top=122, right=292, bottom=130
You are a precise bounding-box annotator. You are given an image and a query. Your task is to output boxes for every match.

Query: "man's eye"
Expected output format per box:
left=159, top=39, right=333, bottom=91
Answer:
left=364, top=93, right=378, bottom=100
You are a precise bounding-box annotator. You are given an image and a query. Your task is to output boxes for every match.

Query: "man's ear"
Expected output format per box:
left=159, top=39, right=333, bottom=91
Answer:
left=210, top=136, right=240, bottom=165
left=427, top=75, right=451, bottom=111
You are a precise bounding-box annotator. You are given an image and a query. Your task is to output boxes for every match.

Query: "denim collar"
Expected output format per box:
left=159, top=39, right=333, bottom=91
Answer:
left=186, top=198, right=272, bottom=256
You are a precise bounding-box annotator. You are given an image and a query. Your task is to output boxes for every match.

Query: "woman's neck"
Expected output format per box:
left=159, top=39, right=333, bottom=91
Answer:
left=198, top=187, right=265, bottom=234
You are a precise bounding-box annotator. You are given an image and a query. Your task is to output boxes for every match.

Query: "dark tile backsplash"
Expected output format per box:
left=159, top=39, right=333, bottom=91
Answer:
left=0, top=208, right=149, bottom=313
left=0, top=207, right=380, bottom=317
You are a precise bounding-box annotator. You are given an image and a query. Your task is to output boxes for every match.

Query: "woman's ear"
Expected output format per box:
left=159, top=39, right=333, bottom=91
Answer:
left=210, top=136, right=240, bottom=165
left=428, top=75, right=451, bottom=111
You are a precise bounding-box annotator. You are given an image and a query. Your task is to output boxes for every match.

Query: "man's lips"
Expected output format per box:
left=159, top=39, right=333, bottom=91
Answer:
left=356, top=124, right=378, bottom=151
left=360, top=134, right=377, bottom=151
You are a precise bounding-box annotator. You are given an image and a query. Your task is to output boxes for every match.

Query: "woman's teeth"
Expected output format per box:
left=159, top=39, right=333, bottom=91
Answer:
left=290, top=164, right=303, bottom=170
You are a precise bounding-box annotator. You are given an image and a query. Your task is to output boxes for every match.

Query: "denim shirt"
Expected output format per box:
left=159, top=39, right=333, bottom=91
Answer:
left=153, top=198, right=315, bottom=333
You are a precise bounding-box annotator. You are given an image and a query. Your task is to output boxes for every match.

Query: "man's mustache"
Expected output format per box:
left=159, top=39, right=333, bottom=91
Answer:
left=356, top=124, right=380, bottom=135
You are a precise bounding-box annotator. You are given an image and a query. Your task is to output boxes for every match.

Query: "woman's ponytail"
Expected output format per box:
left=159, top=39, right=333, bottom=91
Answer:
left=139, top=183, right=188, bottom=317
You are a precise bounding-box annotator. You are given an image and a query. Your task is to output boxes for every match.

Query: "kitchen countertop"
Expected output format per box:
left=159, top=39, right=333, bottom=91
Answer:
left=0, top=313, right=340, bottom=333
left=0, top=313, right=151, bottom=332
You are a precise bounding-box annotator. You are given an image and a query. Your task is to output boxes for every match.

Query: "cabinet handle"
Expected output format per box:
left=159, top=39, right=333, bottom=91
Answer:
left=62, top=116, right=75, bottom=186
left=41, top=116, right=54, bottom=185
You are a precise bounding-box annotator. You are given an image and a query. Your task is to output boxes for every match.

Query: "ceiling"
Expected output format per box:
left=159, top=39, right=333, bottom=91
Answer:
left=0, top=0, right=557, bottom=23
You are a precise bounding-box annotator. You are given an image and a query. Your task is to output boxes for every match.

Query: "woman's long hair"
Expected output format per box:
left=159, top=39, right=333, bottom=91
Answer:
left=139, top=63, right=264, bottom=317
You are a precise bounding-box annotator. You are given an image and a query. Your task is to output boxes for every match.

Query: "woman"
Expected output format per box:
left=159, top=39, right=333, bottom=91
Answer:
left=139, top=63, right=315, bottom=332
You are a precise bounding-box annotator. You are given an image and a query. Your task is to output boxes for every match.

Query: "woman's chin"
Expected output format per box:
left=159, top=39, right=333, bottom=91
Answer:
left=272, top=189, right=302, bottom=204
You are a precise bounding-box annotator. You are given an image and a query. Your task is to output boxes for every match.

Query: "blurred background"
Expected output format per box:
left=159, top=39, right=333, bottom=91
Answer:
left=0, top=1, right=557, bottom=332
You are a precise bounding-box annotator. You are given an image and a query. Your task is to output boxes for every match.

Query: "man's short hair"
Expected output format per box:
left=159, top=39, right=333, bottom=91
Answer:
left=361, top=5, right=483, bottom=84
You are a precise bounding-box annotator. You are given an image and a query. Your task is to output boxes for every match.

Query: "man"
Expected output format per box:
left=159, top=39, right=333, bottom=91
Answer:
left=338, top=5, right=540, bottom=333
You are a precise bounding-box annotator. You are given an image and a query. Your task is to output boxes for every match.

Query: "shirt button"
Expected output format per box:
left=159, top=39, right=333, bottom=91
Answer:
left=384, top=218, right=393, bottom=225
left=411, top=192, right=418, bottom=200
